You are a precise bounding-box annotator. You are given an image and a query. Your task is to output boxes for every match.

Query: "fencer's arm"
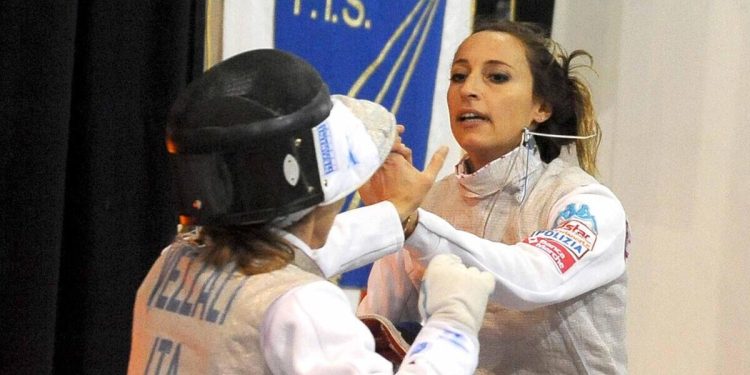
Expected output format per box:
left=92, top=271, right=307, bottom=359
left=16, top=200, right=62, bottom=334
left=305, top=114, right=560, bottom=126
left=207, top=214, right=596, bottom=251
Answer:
left=261, top=278, right=485, bottom=375
left=405, top=184, right=628, bottom=310
left=305, top=201, right=405, bottom=278
left=305, top=146, right=449, bottom=278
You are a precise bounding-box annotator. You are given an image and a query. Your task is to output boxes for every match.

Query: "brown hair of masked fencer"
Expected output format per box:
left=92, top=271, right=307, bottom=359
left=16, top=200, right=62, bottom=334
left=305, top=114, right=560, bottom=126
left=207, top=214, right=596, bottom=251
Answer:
left=177, top=224, right=295, bottom=276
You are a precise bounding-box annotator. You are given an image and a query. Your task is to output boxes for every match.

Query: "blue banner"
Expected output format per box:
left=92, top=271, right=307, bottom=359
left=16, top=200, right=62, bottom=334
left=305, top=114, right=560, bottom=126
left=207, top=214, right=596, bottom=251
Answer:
left=275, top=0, right=446, bottom=171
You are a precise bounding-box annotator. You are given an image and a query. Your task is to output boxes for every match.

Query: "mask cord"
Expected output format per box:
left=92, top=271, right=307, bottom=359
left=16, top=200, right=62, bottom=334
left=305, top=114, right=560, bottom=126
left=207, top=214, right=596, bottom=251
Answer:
left=524, top=129, right=597, bottom=140
left=519, top=128, right=597, bottom=203
left=519, top=128, right=535, bottom=204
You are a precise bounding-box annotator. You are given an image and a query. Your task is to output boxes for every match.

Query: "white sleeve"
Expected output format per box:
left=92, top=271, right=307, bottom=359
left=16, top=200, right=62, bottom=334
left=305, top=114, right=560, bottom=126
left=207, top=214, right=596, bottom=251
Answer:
left=405, top=184, right=628, bottom=310
left=262, top=281, right=480, bottom=375
left=302, top=201, right=405, bottom=278
left=261, top=281, right=393, bottom=374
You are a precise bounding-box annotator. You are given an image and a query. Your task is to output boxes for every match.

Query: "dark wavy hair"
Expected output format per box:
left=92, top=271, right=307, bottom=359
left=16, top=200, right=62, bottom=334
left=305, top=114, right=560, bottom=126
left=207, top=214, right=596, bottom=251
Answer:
left=473, top=18, right=601, bottom=176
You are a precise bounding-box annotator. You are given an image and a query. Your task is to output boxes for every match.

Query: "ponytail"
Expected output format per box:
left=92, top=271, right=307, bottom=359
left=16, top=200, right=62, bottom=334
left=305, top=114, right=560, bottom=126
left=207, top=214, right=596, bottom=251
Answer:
left=564, top=51, right=601, bottom=176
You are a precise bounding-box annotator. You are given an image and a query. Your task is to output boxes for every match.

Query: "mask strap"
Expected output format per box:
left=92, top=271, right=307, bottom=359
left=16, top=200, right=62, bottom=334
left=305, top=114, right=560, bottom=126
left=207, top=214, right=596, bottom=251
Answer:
left=517, top=128, right=596, bottom=203
left=519, top=129, right=535, bottom=203
left=524, top=129, right=597, bottom=140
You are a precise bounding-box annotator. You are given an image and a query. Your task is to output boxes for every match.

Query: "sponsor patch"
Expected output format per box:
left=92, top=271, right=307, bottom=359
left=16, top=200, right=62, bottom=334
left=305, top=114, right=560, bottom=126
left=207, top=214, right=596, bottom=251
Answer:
left=555, top=203, right=598, bottom=232
left=314, top=122, right=337, bottom=175
left=526, top=204, right=601, bottom=273
left=527, top=221, right=596, bottom=261
left=555, top=219, right=596, bottom=258
left=524, top=236, right=577, bottom=273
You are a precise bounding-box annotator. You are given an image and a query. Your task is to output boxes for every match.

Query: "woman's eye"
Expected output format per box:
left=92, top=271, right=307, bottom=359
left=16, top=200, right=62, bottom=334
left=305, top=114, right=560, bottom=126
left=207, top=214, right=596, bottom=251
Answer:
left=489, top=73, right=510, bottom=83
left=449, top=72, right=466, bottom=83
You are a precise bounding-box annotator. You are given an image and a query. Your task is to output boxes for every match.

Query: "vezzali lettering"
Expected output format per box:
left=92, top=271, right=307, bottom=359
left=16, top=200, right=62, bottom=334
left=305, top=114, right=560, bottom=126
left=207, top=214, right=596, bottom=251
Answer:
left=146, top=246, right=249, bottom=325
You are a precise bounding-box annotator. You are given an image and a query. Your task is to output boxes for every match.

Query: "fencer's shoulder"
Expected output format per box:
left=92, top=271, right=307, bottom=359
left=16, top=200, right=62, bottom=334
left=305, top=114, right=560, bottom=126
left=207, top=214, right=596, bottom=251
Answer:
left=546, top=166, right=627, bottom=224
left=545, top=158, right=598, bottom=185
left=268, top=264, right=326, bottom=284
left=531, top=158, right=624, bottom=216
left=547, top=160, right=622, bottom=202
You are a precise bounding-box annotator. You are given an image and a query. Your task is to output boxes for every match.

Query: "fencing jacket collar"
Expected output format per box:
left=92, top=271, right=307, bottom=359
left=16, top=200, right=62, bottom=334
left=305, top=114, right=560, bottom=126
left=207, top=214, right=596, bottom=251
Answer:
left=454, top=145, right=544, bottom=203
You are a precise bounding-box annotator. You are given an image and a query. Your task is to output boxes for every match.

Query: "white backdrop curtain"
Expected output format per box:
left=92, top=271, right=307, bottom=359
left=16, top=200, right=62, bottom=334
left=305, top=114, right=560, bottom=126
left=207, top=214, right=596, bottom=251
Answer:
left=552, top=1, right=750, bottom=373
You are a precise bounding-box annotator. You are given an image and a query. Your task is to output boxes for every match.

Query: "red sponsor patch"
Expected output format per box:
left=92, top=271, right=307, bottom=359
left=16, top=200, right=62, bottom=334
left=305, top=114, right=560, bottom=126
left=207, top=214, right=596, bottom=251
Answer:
left=556, top=220, right=596, bottom=259
left=524, top=236, right=577, bottom=273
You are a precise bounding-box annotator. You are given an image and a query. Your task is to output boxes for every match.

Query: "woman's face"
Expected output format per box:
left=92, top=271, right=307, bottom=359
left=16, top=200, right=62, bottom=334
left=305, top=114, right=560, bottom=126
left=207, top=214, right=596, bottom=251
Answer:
left=447, top=31, right=550, bottom=170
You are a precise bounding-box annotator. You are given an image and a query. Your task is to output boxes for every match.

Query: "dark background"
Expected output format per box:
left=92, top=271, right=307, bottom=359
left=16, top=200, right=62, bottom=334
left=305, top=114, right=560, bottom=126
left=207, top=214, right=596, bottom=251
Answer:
left=477, top=0, right=555, bottom=33
left=0, top=1, right=552, bottom=373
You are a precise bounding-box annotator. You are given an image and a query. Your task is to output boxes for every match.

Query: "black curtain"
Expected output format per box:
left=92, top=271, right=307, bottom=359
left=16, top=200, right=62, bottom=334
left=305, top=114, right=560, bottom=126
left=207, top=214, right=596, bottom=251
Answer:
left=475, top=0, right=555, bottom=33
left=1, top=1, right=205, bottom=374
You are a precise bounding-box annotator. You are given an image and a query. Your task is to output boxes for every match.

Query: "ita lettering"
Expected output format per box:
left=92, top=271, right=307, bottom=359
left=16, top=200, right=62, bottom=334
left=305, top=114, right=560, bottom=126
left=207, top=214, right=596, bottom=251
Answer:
left=144, top=337, right=181, bottom=375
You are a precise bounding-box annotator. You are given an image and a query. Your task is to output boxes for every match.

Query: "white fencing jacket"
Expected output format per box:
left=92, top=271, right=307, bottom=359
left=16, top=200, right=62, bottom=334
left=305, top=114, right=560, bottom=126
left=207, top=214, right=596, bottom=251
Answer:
left=319, top=148, right=630, bottom=374
left=129, top=229, right=481, bottom=374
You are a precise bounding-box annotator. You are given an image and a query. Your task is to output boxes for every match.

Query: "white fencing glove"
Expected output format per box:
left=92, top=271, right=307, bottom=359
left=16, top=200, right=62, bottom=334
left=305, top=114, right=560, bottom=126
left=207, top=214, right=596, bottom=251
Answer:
left=418, top=254, right=495, bottom=334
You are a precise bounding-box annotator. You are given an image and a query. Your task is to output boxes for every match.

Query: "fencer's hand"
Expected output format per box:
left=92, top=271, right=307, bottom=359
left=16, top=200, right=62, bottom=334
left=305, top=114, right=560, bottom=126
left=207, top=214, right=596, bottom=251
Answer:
left=357, top=145, right=448, bottom=222
left=418, top=254, right=495, bottom=334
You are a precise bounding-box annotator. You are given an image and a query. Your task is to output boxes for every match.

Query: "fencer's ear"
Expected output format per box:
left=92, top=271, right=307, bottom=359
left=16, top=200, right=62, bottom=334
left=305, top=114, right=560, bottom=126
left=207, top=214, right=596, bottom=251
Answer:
left=533, top=101, right=552, bottom=124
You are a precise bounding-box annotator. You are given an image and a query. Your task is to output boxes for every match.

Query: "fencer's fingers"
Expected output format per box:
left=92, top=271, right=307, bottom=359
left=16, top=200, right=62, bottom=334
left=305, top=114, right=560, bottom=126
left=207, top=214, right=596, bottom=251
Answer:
left=383, top=152, right=402, bottom=165
left=396, top=124, right=405, bottom=135
left=403, top=144, right=414, bottom=164
left=422, top=146, right=449, bottom=180
left=393, top=127, right=403, bottom=145
left=391, top=142, right=412, bottom=161
left=390, top=135, right=402, bottom=151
